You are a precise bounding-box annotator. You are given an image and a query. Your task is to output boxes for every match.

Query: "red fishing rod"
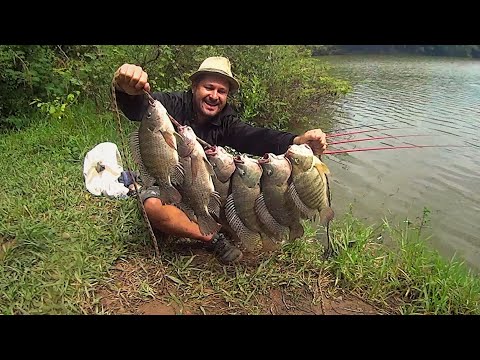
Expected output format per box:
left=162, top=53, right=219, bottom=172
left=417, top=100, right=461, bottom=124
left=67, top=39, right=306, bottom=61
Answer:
left=326, top=127, right=411, bottom=138
left=324, top=144, right=468, bottom=155
left=328, top=134, right=430, bottom=145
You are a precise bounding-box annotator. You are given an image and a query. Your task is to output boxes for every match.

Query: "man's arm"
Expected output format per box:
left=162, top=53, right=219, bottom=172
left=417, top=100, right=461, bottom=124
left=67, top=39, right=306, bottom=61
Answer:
left=115, top=90, right=148, bottom=121
left=220, top=116, right=297, bottom=156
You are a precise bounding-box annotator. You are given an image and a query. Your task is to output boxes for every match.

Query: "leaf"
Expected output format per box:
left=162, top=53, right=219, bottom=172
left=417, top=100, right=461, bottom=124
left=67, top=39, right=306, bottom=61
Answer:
left=165, top=274, right=184, bottom=285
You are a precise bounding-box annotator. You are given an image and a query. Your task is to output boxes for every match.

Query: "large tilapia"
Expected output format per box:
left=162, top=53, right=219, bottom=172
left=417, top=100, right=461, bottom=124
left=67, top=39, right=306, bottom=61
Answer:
left=225, top=155, right=277, bottom=252
left=204, top=146, right=235, bottom=206
left=255, top=153, right=304, bottom=243
left=174, top=125, right=221, bottom=236
left=205, top=145, right=237, bottom=240
left=130, top=97, right=183, bottom=204
left=284, top=144, right=334, bottom=225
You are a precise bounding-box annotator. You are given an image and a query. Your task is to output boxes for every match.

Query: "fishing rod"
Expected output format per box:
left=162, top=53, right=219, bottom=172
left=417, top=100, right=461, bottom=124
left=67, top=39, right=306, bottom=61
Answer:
left=326, top=127, right=411, bottom=138
left=324, top=144, right=468, bottom=155
left=327, top=120, right=411, bottom=134
left=328, top=134, right=430, bottom=145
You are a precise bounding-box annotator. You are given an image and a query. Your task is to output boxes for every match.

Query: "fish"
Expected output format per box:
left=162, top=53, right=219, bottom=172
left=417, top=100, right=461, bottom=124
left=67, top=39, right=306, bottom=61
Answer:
left=255, top=153, right=304, bottom=243
left=284, top=144, right=334, bottom=225
left=205, top=145, right=238, bottom=240
left=225, top=154, right=277, bottom=252
left=204, top=145, right=236, bottom=206
left=129, top=97, right=183, bottom=204
left=174, top=125, right=222, bottom=236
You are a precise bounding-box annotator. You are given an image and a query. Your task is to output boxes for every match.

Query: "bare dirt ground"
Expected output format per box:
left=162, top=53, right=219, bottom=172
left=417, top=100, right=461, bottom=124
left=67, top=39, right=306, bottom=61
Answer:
left=96, top=246, right=384, bottom=315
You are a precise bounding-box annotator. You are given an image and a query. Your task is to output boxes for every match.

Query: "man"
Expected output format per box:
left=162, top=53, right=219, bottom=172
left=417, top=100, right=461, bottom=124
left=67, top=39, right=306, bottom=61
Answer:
left=114, top=56, right=328, bottom=264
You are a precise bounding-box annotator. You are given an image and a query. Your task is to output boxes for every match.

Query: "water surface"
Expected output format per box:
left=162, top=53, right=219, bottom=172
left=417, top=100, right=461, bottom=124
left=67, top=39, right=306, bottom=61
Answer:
left=305, top=55, right=480, bottom=271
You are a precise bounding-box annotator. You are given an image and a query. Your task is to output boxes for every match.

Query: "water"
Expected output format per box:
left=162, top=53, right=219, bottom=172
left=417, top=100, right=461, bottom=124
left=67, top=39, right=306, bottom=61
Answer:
left=306, top=55, right=480, bottom=271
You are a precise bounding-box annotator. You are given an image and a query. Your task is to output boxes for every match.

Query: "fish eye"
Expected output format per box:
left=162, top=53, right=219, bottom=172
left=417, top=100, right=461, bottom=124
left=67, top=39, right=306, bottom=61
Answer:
left=294, top=158, right=300, bottom=164
left=212, top=162, right=217, bottom=168
left=267, top=169, right=273, bottom=176
left=147, top=112, right=152, bottom=118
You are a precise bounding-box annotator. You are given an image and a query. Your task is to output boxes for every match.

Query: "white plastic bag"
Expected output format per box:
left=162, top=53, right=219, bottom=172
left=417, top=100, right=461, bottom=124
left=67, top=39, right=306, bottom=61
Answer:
left=83, top=142, right=130, bottom=198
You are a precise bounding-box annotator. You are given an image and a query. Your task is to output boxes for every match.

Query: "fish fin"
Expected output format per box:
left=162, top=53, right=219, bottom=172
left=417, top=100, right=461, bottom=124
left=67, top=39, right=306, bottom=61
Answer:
left=319, top=207, right=335, bottom=226
left=289, top=221, right=305, bottom=242
left=129, top=130, right=155, bottom=187
left=190, top=154, right=202, bottom=182
left=173, top=130, right=184, bottom=142
left=314, top=158, right=330, bottom=175
left=171, top=163, right=185, bottom=186
left=254, top=193, right=289, bottom=242
left=177, top=201, right=197, bottom=222
left=161, top=130, right=177, bottom=150
left=260, top=233, right=282, bottom=252
left=208, top=191, right=221, bottom=218
left=287, top=183, right=319, bottom=220
left=224, top=194, right=261, bottom=253
left=157, top=182, right=182, bottom=205
left=197, top=211, right=221, bottom=236
left=203, top=156, right=216, bottom=178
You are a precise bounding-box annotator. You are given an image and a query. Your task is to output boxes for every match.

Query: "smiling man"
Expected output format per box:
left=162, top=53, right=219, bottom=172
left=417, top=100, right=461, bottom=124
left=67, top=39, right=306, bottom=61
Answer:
left=113, top=56, right=328, bottom=264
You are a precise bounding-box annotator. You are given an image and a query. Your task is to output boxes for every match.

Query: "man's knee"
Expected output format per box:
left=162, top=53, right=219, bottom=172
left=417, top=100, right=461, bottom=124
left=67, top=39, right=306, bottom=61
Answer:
left=144, top=198, right=166, bottom=219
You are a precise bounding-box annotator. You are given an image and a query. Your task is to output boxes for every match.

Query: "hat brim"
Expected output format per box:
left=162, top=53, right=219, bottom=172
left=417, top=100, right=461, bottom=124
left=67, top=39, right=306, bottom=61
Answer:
left=190, top=70, right=239, bottom=93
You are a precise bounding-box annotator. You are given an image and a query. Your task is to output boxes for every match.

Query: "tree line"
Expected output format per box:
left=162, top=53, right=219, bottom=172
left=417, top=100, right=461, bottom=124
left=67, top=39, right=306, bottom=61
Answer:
left=309, top=45, right=480, bottom=58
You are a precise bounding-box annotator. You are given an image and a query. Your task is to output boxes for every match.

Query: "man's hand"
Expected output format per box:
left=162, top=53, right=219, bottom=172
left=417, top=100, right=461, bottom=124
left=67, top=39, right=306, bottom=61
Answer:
left=114, top=64, right=151, bottom=95
left=293, top=129, right=328, bottom=155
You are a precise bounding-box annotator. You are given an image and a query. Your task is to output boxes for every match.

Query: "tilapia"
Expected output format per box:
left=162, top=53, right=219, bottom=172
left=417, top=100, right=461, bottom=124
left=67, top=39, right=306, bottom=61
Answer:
left=225, top=155, right=277, bottom=252
left=255, top=153, right=304, bottom=243
left=284, top=144, right=334, bottom=225
left=205, top=145, right=237, bottom=240
left=205, top=145, right=236, bottom=206
left=129, top=97, right=183, bottom=204
left=174, top=125, right=221, bottom=236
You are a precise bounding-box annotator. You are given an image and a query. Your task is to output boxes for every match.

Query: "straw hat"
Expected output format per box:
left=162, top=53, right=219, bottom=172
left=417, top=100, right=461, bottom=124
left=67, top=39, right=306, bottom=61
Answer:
left=189, top=56, right=240, bottom=93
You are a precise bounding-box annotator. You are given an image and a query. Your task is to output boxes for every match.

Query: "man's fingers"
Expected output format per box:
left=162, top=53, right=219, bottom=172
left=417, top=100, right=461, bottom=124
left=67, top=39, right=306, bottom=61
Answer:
left=144, top=82, right=151, bottom=92
left=128, top=67, right=143, bottom=88
left=134, top=71, right=149, bottom=90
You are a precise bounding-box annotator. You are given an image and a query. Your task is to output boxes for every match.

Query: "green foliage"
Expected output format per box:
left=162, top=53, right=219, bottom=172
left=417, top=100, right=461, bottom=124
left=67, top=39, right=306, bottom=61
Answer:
left=30, top=91, right=80, bottom=120
left=0, top=45, right=349, bottom=132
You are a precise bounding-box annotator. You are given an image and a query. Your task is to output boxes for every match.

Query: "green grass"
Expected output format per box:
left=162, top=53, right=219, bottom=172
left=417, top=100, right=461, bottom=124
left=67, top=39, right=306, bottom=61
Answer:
left=327, top=210, right=480, bottom=314
left=1, top=100, right=480, bottom=314
left=0, top=101, right=143, bottom=314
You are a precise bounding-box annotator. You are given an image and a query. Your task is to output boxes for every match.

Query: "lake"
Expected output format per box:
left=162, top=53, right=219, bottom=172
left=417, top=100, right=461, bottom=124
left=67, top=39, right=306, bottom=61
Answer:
left=306, top=55, right=480, bottom=272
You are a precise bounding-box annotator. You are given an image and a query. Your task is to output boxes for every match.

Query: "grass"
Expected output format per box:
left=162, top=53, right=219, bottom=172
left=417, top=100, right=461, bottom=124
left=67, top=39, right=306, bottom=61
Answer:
left=1, top=100, right=479, bottom=314
left=328, top=210, right=480, bottom=314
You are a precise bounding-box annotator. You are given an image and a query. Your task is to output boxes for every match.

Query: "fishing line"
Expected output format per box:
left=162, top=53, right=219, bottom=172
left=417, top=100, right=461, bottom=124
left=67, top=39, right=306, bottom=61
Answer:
left=111, top=81, right=160, bottom=257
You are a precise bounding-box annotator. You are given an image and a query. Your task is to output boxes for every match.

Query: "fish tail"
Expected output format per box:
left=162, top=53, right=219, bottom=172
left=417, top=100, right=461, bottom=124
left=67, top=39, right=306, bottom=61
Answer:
left=157, top=183, right=182, bottom=205
left=197, top=212, right=221, bottom=236
left=289, top=221, right=305, bottom=242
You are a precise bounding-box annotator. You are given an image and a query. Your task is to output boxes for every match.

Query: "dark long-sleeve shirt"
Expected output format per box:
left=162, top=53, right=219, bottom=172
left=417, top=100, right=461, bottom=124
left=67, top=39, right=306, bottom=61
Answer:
left=115, top=89, right=297, bottom=156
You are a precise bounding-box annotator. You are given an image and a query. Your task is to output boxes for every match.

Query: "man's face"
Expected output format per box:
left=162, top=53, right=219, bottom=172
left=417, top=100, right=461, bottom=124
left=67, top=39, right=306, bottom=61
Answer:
left=192, top=74, right=230, bottom=121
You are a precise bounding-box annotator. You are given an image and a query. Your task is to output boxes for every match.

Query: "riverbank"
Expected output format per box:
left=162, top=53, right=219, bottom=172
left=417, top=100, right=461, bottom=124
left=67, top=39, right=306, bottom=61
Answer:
left=1, top=102, right=479, bottom=315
